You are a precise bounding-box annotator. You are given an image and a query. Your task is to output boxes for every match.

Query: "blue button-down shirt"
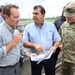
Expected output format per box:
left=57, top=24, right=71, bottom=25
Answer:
left=22, top=21, right=61, bottom=55
left=0, top=21, right=27, bottom=66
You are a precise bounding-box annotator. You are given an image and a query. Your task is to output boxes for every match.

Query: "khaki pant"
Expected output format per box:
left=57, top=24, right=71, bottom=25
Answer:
left=62, top=60, right=75, bottom=75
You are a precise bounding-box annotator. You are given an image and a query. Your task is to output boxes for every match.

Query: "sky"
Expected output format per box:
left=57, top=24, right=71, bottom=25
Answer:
left=0, top=0, right=75, bottom=19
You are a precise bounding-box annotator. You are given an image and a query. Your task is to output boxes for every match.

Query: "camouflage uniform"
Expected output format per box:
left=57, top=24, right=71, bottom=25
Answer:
left=60, top=21, right=75, bottom=75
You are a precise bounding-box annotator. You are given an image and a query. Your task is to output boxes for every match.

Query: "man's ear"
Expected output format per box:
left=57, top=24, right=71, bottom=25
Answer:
left=4, top=14, right=9, bottom=20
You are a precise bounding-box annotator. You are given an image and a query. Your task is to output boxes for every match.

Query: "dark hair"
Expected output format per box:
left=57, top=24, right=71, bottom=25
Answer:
left=0, top=5, right=4, bottom=12
left=0, top=7, right=2, bottom=12
left=61, top=6, right=66, bottom=21
left=2, top=4, right=19, bottom=19
left=33, top=5, right=46, bottom=14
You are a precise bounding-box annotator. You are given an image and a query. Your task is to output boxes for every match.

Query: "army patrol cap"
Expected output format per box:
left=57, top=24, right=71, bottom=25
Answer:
left=64, top=2, right=75, bottom=17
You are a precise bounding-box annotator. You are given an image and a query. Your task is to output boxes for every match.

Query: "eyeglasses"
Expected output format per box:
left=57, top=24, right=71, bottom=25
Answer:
left=66, top=8, right=75, bottom=13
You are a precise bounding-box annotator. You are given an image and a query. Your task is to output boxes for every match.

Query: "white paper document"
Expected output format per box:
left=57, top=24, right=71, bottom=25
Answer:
left=31, top=49, right=54, bottom=64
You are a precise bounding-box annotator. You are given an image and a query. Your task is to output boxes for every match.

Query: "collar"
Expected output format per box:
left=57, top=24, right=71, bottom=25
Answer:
left=35, top=21, right=44, bottom=27
left=3, top=22, right=15, bottom=34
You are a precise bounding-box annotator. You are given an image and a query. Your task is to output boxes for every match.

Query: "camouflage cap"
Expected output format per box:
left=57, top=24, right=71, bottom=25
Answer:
left=64, top=2, right=75, bottom=17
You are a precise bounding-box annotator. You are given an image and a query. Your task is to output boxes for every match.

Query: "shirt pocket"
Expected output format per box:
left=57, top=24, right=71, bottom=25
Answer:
left=47, top=30, right=53, bottom=40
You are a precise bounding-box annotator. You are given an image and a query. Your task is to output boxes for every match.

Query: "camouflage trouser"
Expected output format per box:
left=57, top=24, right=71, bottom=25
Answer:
left=62, top=60, right=75, bottom=75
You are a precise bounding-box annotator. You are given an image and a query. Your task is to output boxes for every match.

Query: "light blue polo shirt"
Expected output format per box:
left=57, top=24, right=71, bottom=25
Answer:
left=22, top=21, right=61, bottom=54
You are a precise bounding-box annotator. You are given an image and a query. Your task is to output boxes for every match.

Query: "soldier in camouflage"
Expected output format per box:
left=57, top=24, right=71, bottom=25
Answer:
left=60, top=2, right=75, bottom=75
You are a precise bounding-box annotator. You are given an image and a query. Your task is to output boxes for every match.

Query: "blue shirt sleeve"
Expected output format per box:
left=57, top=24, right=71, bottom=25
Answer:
left=0, top=36, right=7, bottom=59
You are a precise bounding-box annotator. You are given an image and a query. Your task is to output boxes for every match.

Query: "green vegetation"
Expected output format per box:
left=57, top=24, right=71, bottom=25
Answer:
left=20, top=17, right=60, bottom=23
left=20, top=19, right=33, bottom=22
left=45, top=17, right=56, bottom=22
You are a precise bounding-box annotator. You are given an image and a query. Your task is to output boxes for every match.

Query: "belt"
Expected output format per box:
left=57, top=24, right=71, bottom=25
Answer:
left=0, top=62, right=18, bottom=68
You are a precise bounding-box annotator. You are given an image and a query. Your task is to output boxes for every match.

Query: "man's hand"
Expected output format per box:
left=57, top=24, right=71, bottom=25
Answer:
left=34, top=43, right=45, bottom=52
left=59, top=44, right=63, bottom=51
left=6, top=32, right=22, bottom=53
left=50, top=46, right=57, bottom=53
left=12, top=33, right=22, bottom=45
left=29, top=53, right=37, bottom=57
left=24, top=52, right=37, bottom=58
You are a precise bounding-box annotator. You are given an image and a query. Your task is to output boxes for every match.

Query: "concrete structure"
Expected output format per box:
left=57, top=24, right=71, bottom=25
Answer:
left=18, top=21, right=30, bottom=33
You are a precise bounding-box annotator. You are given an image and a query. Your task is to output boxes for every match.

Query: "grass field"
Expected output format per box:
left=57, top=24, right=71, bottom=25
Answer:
left=20, top=17, right=58, bottom=23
